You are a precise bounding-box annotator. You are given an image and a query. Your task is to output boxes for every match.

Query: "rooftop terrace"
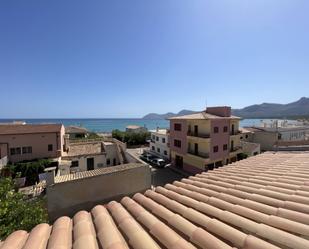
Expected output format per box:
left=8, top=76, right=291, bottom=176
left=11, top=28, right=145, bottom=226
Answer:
left=1, top=152, right=309, bottom=249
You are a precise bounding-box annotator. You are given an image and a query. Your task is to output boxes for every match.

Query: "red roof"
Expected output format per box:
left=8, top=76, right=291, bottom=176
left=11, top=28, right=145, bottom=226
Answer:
left=0, top=124, right=63, bottom=135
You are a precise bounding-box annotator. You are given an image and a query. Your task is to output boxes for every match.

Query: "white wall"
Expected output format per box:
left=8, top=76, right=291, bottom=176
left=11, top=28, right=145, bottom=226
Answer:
left=149, top=131, right=170, bottom=160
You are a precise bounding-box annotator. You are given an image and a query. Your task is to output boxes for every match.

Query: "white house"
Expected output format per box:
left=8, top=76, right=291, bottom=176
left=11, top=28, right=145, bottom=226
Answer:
left=149, top=128, right=170, bottom=160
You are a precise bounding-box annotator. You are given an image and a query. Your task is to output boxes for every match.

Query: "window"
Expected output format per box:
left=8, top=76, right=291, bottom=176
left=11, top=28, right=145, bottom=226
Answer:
left=71, top=161, right=79, bottom=167
left=162, top=138, right=166, bottom=143
left=157, top=148, right=160, bottom=153
left=174, top=123, right=182, bottom=131
left=223, top=126, right=228, bottom=132
left=10, top=147, right=21, bottom=155
left=214, top=127, right=219, bottom=133
left=245, top=135, right=248, bottom=139
left=240, top=136, right=243, bottom=140
left=107, top=158, right=110, bottom=165
left=152, top=135, right=155, bottom=140
left=223, top=144, right=228, bottom=151
left=22, top=146, right=32, bottom=154
left=152, top=146, right=155, bottom=151
left=174, top=139, right=181, bottom=148
left=213, top=146, right=219, bottom=153
left=97, top=163, right=104, bottom=168
left=48, top=144, right=53, bottom=151
left=156, top=136, right=159, bottom=141
left=164, top=150, right=167, bottom=155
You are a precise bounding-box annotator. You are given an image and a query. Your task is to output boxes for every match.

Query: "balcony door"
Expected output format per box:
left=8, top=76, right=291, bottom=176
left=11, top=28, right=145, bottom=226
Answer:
left=194, top=143, right=198, bottom=155
left=231, top=124, right=235, bottom=135
left=194, top=125, right=198, bottom=136
left=231, top=140, right=234, bottom=151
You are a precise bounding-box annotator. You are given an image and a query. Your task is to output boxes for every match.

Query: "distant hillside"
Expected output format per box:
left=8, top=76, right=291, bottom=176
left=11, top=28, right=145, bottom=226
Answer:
left=232, top=97, right=309, bottom=118
left=142, top=97, right=309, bottom=119
left=142, top=110, right=198, bottom=119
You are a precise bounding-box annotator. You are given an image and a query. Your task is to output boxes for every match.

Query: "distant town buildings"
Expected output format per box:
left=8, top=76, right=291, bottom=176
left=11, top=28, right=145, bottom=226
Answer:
left=168, top=106, right=248, bottom=173
left=65, top=126, right=88, bottom=139
left=243, top=126, right=309, bottom=151
left=149, top=128, right=170, bottom=160
left=125, top=125, right=147, bottom=133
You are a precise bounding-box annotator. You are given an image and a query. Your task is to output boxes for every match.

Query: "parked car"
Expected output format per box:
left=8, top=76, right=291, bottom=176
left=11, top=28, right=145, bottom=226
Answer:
left=151, top=158, right=166, bottom=168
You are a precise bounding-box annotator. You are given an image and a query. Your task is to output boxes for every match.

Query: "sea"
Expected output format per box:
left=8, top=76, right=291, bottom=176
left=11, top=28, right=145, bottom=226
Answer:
left=0, top=118, right=293, bottom=133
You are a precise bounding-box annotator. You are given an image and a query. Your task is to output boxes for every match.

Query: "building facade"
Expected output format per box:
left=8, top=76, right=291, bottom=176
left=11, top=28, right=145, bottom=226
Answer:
left=169, top=106, right=244, bottom=174
left=0, top=124, right=65, bottom=164
left=149, top=129, right=170, bottom=160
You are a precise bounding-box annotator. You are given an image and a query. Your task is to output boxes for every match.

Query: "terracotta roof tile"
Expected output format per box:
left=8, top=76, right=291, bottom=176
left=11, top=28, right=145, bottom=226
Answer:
left=2, top=152, right=309, bottom=249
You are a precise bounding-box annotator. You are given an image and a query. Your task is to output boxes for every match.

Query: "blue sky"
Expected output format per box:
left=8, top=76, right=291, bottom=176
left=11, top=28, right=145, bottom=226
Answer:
left=0, top=0, right=308, bottom=118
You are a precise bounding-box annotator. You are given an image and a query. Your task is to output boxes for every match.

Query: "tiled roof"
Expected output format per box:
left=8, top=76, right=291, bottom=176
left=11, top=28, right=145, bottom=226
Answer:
left=0, top=124, right=63, bottom=135
left=64, top=142, right=104, bottom=158
left=55, top=163, right=144, bottom=183
left=65, top=126, right=88, bottom=134
left=2, top=152, right=309, bottom=249
left=169, top=111, right=241, bottom=120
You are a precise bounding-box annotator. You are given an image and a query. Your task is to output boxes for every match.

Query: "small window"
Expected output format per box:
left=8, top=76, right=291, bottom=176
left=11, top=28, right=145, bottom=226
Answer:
left=174, top=139, right=181, bottom=148
left=240, top=136, right=243, bottom=139
left=213, top=146, right=219, bottom=153
left=164, top=150, right=167, bottom=155
left=157, top=148, right=160, bottom=153
left=152, top=135, right=155, bottom=140
left=214, top=127, right=219, bottom=133
left=156, top=136, right=159, bottom=141
left=10, top=148, right=16, bottom=155
left=245, top=135, right=248, bottom=139
left=11, top=147, right=21, bottom=155
left=71, top=161, right=79, bottom=167
left=22, top=146, right=32, bottom=154
left=162, top=138, right=166, bottom=143
left=107, top=158, right=110, bottom=165
left=174, top=123, right=182, bottom=131
left=223, top=144, right=228, bottom=151
left=223, top=126, right=228, bottom=132
left=152, top=146, right=155, bottom=151
left=48, top=144, right=53, bottom=151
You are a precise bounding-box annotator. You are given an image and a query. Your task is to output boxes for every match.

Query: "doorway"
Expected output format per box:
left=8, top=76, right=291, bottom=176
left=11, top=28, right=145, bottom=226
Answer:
left=175, top=155, right=183, bottom=169
left=87, top=157, right=94, bottom=170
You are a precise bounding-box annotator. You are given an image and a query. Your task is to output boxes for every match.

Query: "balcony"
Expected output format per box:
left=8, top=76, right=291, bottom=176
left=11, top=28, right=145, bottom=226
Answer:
left=187, top=131, right=210, bottom=139
left=230, top=130, right=241, bottom=136
left=187, top=150, right=209, bottom=159
left=230, top=146, right=242, bottom=152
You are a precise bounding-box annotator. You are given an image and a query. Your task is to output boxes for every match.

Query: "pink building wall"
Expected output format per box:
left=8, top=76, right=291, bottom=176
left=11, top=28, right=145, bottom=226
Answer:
left=209, top=119, right=230, bottom=161
left=169, top=120, right=188, bottom=155
left=0, top=127, right=65, bottom=163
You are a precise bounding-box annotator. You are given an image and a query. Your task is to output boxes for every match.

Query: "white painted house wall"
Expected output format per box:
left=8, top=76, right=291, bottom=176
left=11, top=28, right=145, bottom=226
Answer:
left=149, top=129, right=170, bottom=160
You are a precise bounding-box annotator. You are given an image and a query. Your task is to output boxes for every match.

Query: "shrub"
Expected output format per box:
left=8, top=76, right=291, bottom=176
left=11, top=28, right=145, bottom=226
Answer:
left=0, top=178, right=48, bottom=240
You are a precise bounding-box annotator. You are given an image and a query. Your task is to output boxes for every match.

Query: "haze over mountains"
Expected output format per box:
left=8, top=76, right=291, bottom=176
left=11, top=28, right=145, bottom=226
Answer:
left=142, top=97, right=309, bottom=119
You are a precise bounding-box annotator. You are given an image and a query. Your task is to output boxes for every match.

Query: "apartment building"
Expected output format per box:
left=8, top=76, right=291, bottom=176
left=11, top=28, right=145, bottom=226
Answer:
left=169, top=106, right=243, bottom=174
left=0, top=124, right=65, bottom=165
left=149, top=128, right=170, bottom=160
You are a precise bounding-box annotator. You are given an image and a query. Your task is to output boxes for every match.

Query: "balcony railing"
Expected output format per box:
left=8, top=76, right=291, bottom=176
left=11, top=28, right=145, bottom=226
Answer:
left=230, top=146, right=242, bottom=152
left=187, top=131, right=210, bottom=139
left=230, top=131, right=241, bottom=136
left=187, top=150, right=209, bottom=159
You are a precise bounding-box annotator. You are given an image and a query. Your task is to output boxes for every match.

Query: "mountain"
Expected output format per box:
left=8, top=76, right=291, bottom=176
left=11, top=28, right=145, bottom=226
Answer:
left=142, top=110, right=198, bottom=119
left=232, top=97, right=309, bottom=118
left=142, top=97, right=309, bottom=119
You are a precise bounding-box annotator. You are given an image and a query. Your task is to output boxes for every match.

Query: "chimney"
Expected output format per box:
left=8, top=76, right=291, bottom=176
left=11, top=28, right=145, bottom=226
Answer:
left=206, top=106, right=231, bottom=117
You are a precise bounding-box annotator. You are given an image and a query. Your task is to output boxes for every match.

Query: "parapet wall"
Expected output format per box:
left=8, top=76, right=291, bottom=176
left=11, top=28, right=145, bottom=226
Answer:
left=47, top=163, right=151, bottom=221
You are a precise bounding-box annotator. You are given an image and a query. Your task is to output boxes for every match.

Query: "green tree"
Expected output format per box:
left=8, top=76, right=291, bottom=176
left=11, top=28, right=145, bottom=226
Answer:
left=0, top=177, right=48, bottom=240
